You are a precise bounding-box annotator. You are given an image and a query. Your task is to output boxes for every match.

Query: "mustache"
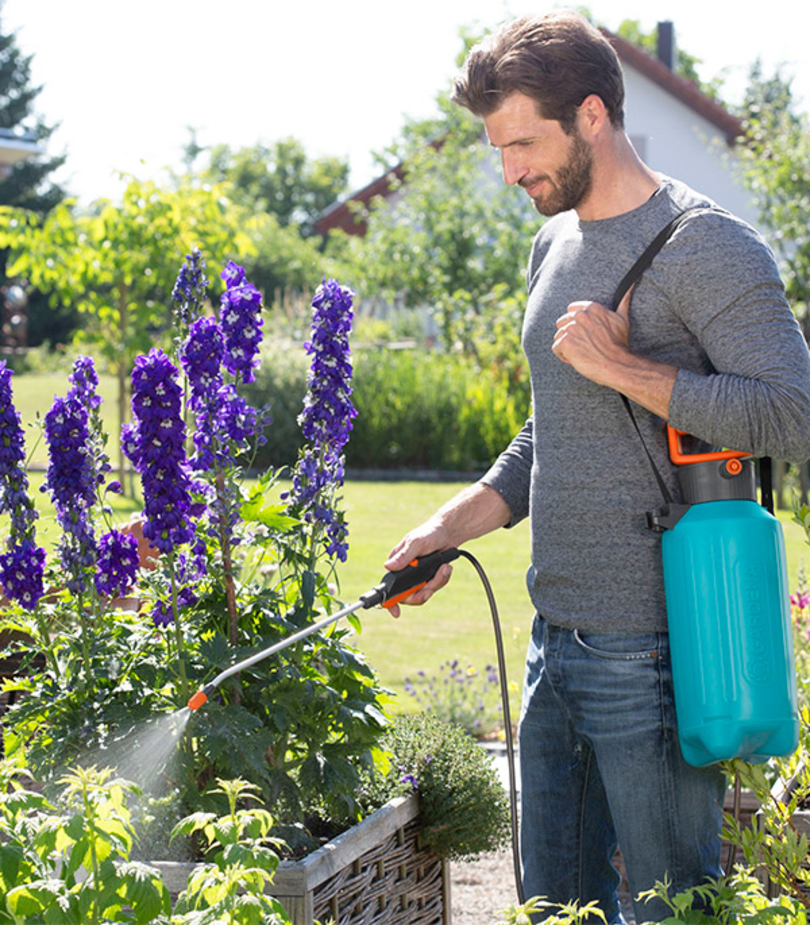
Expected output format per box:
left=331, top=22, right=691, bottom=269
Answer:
left=519, top=174, right=549, bottom=190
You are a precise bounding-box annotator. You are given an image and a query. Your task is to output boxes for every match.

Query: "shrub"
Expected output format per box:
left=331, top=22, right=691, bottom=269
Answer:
left=362, top=712, right=510, bottom=861
left=246, top=340, right=529, bottom=473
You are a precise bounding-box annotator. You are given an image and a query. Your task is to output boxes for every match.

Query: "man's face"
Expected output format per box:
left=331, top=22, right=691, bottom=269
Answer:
left=484, top=92, right=593, bottom=216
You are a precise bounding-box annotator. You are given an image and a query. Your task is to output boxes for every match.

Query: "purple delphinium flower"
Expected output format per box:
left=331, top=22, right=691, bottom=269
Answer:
left=0, top=539, right=46, bottom=611
left=286, top=279, right=356, bottom=562
left=151, top=599, right=174, bottom=628
left=124, top=349, right=195, bottom=555
left=299, top=279, right=357, bottom=457
left=0, top=362, right=38, bottom=539
left=151, top=586, right=198, bottom=630
left=219, top=260, right=263, bottom=385
left=67, top=355, right=112, bottom=492
left=172, top=248, right=209, bottom=327
left=0, top=363, right=45, bottom=611
left=94, top=529, right=140, bottom=598
left=68, top=355, right=102, bottom=411
left=180, top=315, right=224, bottom=409
left=43, top=393, right=97, bottom=595
left=180, top=305, right=269, bottom=472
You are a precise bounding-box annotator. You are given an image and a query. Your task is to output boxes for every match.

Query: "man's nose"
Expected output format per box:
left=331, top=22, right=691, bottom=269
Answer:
left=501, top=149, right=528, bottom=186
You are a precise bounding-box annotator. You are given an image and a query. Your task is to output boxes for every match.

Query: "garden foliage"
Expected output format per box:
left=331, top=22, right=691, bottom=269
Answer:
left=360, top=712, right=510, bottom=861
left=0, top=251, right=388, bottom=855
left=246, top=339, right=528, bottom=472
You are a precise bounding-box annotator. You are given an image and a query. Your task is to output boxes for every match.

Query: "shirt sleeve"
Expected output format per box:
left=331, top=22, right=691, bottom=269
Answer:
left=479, top=417, right=534, bottom=526
left=665, top=213, right=810, bottom=464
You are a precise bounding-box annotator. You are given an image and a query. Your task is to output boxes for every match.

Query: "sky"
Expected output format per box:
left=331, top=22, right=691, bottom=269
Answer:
left=3, top=0, right=809, bottom=207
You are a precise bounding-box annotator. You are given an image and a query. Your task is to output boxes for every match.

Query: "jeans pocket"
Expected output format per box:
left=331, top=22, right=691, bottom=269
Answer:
left=573, top=629, right=662, bottom=662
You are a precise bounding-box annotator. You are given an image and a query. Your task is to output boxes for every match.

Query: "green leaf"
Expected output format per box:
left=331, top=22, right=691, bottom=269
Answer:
left=241, top=495, right=298, bottom=531
left=116, top=861, right=171, bottom=924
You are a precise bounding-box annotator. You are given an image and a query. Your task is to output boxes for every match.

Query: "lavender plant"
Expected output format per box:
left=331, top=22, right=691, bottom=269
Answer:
left=404, top=659, right=502, bottom=738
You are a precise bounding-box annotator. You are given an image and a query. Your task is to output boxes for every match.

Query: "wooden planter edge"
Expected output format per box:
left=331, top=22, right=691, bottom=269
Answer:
left=153, top=793, right=420, bottom=895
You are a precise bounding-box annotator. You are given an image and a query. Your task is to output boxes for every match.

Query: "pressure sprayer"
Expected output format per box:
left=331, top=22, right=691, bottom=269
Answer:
left=185, top=546, right=525, bottom=903
left=612, top=207, right=799, bottom=769
left=647, top=426, right=799, bottom=768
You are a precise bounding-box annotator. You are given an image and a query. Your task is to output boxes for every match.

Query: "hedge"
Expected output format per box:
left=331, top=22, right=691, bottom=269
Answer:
left=243, top=341, right=528, bottom=473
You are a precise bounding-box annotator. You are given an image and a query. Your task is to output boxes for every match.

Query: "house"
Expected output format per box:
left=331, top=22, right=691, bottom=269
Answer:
left=0, top=128, right=41, bottom=350
left=0, top=127, right=42, bottom=179
left=313, top=21, right=757, bottom=238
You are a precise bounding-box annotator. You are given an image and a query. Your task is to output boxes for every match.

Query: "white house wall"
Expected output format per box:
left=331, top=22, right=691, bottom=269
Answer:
left=623, top=65, right=760, bottom=229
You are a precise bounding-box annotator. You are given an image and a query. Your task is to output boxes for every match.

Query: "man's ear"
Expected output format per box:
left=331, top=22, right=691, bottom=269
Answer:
left=577, top=94, right=608, bottom=138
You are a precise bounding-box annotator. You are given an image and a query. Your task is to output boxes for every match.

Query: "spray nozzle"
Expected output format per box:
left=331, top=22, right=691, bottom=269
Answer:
left=188, top=684, right=215, bottom=712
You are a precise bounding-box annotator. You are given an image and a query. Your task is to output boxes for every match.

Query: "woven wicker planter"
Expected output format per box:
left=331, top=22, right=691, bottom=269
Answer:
left=154, top=793, right=451, bottom=924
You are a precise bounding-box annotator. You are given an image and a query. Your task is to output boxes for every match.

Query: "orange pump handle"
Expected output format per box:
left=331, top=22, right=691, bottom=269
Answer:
left=667, top=426, right=750, bottom=466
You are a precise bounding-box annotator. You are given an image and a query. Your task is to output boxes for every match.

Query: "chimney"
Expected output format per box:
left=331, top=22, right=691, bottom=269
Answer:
left=656, top=21, right=676, bottom=71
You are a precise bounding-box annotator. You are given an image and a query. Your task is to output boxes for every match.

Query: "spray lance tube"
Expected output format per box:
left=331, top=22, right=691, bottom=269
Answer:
left=647, top=426, right=798, bottom=767
left=187, top=548, right=461, bottom=712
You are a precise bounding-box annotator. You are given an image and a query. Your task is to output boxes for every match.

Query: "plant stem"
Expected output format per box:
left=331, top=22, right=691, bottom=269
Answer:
left=169, top=550, right=189, bottom=702
left=215, top=470, right=240, bottom=704
left=78, top=593, right=92, bottom=693
left=80, top=776, right=101, bottom=925
left=215, top=471, right=239, bottom=643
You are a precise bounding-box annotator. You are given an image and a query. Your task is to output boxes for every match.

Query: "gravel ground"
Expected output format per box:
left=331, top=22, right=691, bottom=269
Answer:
left=449, top=849, right=636, bottom=924
left=450, top=848, right=521, bottom=924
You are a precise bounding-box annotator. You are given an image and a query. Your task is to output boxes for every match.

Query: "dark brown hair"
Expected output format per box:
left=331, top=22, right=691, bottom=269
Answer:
left=452, top=10, right=625, bottom=132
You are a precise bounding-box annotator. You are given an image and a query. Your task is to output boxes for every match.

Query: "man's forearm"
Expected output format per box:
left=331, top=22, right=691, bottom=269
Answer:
left=433, top=482, right=513, bottom=547
left=385, top=482, right=511, bottom=570
left=593, top=352, right=678, bottom=419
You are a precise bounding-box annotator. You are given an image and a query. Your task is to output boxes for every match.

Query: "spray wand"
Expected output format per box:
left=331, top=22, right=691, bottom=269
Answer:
left=185, top=544, right=524, bottom=904
left=187, top=548, right=460, bottom=712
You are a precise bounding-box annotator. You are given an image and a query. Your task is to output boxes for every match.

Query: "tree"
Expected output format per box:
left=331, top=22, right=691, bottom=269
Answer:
left=734, top=64, right=810, bottom=504
left=0, top=13, right=69, bottom=345
left=0, top=177, right=259, bottom=484
left=200, top=137, right=349, bottom=234
left=326, top=83, right=538, bottom=414
left=181, top=136, right=348, bottom=299
left=737, top=65, right=810, bottom=338
left=613, top=19, right=721, bottom=95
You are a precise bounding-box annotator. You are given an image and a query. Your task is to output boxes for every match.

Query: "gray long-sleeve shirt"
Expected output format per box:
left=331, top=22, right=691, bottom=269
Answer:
left=481, top=177, right=810, bottom=632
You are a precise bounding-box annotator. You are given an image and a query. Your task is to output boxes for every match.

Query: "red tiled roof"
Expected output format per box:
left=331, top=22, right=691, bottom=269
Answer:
left=603, top=29, right=744, bottom=144
left=314, top=27, right=744, bottom=237
left=313, top=161, right=406, bottom=237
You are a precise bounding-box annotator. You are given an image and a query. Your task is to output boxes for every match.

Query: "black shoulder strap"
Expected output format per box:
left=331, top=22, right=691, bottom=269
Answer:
left=611, top=208, right=699, bottom=309
left=613, top=206, right=774, bottom=513
left=612, top=209, right=701, bottom=507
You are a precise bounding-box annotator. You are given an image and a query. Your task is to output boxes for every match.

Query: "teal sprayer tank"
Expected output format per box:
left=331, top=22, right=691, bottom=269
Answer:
left=648, top=428, right=798, bottom=767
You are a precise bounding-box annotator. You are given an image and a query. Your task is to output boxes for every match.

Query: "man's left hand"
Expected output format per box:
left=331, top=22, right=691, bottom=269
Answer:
left=551, top=286, right=632, bottom=387
left=550, top=284, right=677, bottom=419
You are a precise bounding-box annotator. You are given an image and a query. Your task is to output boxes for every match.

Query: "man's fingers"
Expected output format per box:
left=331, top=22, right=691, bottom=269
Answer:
left=383, top=563, right=453, bottom=618
left=615, top=283, right=635, bottom=318
left=555, top=301, right=589, bottom=328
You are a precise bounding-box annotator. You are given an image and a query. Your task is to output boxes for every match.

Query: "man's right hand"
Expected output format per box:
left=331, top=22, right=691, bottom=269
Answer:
left=383, top=520, right=455, bottom=618
left=381, top=482, right=511, bottom=618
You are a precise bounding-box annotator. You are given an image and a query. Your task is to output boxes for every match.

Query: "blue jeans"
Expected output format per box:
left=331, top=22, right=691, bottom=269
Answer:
left=519, top=615, right=727, bottom=924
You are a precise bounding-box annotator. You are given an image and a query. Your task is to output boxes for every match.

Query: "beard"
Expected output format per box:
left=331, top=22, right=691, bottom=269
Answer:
left=522, top=130, right=594, bottom=217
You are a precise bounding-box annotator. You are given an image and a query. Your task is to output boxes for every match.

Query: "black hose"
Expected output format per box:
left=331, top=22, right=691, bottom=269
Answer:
left=457, top=548, right=525, bottom=906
